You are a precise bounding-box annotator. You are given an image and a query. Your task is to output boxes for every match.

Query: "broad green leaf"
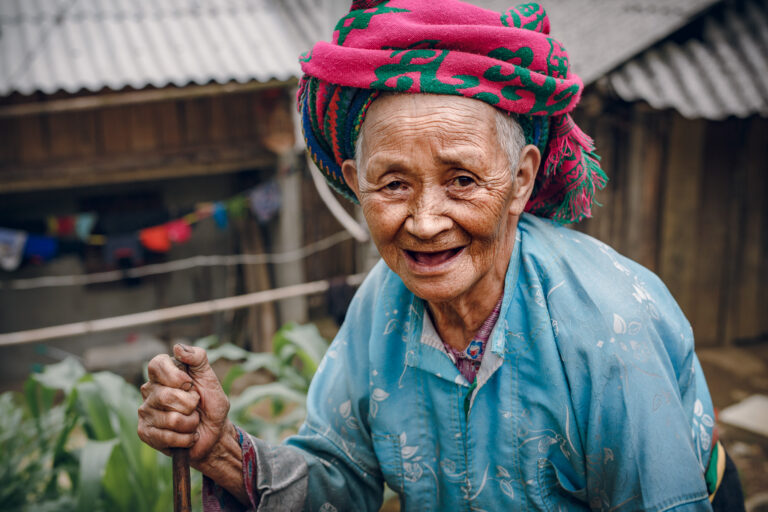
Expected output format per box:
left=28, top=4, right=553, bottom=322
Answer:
left=31, top=358, right=86, bottom=394
left=193, top=335, right=219, bottom=350
left=206, top=343, right=251, bottom=364
left=222, top=364, right=246, bottom=395
left=74, top=380, right=115, bottom=441
left=241, top=352, right=282, bottom=374
left=229, top=382, right=308, bottom=423
left=102, top=445, right=137, bottom=511
left=23, top=378, right=55, bottom=426
left=76, top=439, right=118, bottom=512
left=273, top=323, right=329, bottom=381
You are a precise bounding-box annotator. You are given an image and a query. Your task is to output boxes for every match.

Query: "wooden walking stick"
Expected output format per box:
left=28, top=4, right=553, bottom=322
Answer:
left=173, top=358, right=192, bottom=512
left=172, top=447, right=191, bottom=512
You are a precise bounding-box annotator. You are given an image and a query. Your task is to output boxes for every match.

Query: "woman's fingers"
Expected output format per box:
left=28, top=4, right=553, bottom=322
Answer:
left=139, top=403, right=200, bottom=433
left=137, top=422, right=199, bottom=451
left=143, top=383, right=200, bottom=415
left=147, top=353, right=194, bottom=391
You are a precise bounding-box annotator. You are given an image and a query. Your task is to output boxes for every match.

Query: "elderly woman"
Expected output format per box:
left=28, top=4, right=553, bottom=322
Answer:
left=138, top=1, right=743, bottom=510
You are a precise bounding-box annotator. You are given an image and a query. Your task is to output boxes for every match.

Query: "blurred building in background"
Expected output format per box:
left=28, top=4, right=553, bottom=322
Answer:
left=0, top=0, right=362, bottom=386
left=0, top=0, right=766, bottom=388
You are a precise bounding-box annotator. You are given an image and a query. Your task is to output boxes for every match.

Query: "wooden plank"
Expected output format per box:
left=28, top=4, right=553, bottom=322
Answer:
left=154, top=100, right=182, bottom=149
left=98, top=106, right=133, bottom=154
left=180, top=97, right=212, bottom=147
left=720, top=119, right=749, bottom=346
left=129, top=103, right=159, bottom=152
left=0, top=118, right=19, bottom=166
left=658, top=114, right=705, bottom=332
left=724, top=117, right=768, bottom=343
left=209, top=95, right=229, bottom=144
left=46, top=110, right=98, bottom=159
left=641, top=112, right=666, bottom=272
left=0, top=147, right=276, bottom=193
left=221, top=92, right=252, bottom=142
left=623, top=108, right=665, bottom=271
left=691, top=120, right=740, bottom=346
left=17, top=115, right=48, bottom=164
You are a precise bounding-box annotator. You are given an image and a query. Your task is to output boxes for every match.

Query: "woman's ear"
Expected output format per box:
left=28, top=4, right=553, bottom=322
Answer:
left=341, top=159, right=360, bottom=198
left=509, top=144, right=541, bottom=215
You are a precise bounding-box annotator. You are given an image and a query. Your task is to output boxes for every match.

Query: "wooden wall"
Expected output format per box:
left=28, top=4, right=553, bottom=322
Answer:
left=0, top=86, right=294, bottom=192
left=575, top=102, right=768, bottom=347
left=0, top=85, right=360, bottom=350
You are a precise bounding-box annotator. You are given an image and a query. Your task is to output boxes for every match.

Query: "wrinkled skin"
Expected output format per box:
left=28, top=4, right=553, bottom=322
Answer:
left=138, top=344, right=247, bottom=503
left=342, top=94, right=539, bottom=349
left=137, top=93, right=539, bottom=501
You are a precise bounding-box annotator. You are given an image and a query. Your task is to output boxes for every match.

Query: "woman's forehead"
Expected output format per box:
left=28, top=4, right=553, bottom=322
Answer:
left=361, top=94, right=500, bottom=151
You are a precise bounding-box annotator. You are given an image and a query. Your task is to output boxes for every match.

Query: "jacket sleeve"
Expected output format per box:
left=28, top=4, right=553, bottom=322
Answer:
left=553, top=263, right=716, bottom=512
left=203, top=268, right=386, bottom=512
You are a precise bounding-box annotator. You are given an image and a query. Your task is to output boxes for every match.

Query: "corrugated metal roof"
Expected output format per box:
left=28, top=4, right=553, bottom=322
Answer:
left=608, top=0, right=768, bottom=119
left=3, top=0, right=763, bottom=116
left=470, top=0, right=721, bottom=85
left=0, top=0, right=332, bottom=96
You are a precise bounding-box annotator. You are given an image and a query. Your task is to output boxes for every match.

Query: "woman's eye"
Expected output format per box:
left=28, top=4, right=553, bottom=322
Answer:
left=385, top=181, right=404, bottom=191
left=453, top=176, right=475, bottom=187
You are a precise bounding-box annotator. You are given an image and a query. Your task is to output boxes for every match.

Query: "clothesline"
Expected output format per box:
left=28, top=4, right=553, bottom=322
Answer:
left=2, top=231, right=354, bottom=290
left=0, top=272, right=367, bottom=347
left=0, top=179, right=285, bottom=272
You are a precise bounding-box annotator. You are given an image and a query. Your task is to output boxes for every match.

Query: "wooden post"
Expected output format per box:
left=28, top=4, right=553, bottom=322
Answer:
left=272, top=152, right=308, bottom=325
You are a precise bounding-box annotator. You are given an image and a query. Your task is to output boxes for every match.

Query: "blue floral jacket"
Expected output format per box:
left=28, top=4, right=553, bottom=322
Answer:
left=208, top=214, right=715, bottom=512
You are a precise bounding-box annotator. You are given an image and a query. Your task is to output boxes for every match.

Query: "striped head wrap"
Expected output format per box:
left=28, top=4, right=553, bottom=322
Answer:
left=298, top=0, right=607, bottom=223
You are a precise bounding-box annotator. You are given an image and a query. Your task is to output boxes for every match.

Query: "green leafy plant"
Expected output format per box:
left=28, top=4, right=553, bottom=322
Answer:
left=0, top=357, right=203, bottom=512
left=0, top=322, right=330, bottom=511
left=203, top=322, right=330, bottom=443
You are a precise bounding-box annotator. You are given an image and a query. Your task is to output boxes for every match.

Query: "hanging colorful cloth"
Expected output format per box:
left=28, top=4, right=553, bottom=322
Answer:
left=226, top=196, right=249, bottom=219
left=212, top=201, right=229, bottom=230
left=47, top=216, right=76, bottom=237
left=139, top=225, right=171, bottom=253
left=75, top=213, right=97, bottom=241
left=298, top=0, right=607, bottom=223
left=248, top=180, right=282, bottom=224
left=0, top=228, right=28, bottom=271
left=23, top=235, right=58, bottom=264
left=166, top=219, right=192, bottom=245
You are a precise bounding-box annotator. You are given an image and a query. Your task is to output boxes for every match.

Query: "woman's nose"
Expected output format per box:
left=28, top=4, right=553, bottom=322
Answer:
left=404, top=194, right=452, bottom=240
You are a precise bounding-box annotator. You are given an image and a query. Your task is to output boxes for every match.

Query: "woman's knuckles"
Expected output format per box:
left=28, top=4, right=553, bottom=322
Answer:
left=150, top=386, right=195, bottom=413
left=165, top=410, right=200, bottom=433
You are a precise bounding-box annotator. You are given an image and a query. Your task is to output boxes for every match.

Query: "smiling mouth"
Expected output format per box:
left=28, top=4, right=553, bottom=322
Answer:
left=405, top=247, right=463, bottom=267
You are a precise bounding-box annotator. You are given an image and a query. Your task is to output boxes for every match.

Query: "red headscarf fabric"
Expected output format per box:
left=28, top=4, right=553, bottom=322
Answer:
left=298, top=0, right=607, bottom=223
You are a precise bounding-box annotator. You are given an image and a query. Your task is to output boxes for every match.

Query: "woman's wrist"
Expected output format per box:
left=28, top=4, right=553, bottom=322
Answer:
left=195, top=420, right=249, bottom=505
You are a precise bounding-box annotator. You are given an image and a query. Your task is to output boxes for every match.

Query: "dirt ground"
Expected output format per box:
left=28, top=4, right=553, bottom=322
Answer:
left=697, top=342, right=768, bottom=510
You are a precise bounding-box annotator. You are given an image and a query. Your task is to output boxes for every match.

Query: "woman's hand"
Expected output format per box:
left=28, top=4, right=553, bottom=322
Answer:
left=138, top=344, right=249, bottom=504
left=138, top=344, right=230, bottom=465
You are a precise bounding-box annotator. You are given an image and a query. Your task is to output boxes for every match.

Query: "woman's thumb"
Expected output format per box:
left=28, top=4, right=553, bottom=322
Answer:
left=173, top=343, right=213, bottom=376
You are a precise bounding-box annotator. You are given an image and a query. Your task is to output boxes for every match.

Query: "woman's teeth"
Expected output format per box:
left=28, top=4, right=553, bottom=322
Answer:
left=408, top=248, right=460, bottom=265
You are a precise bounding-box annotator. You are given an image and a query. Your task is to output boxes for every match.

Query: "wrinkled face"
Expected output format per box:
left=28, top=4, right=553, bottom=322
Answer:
left=342, top=94, right=531, bottom=304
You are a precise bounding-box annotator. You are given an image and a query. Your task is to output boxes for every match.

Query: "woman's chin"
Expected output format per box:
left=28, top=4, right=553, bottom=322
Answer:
left=401, top=274, right=471, bottom=304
